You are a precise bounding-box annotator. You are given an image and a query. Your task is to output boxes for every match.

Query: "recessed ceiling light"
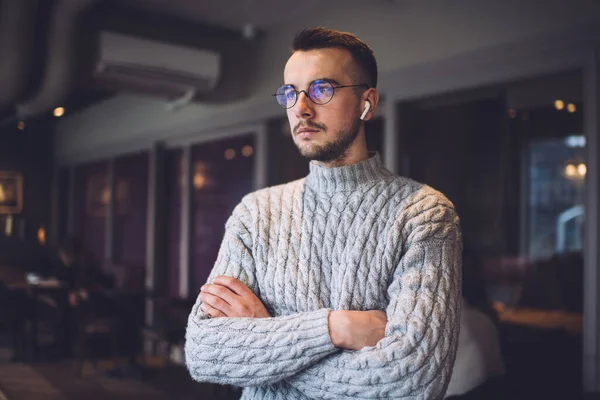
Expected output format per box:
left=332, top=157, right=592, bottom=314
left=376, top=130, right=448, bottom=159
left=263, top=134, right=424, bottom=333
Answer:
left=53, top=107, right=65, bottom=117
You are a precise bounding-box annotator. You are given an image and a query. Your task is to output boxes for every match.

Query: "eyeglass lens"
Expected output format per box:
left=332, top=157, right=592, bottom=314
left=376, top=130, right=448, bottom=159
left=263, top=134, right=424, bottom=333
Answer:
left=275, top=80, right=335, bottom=109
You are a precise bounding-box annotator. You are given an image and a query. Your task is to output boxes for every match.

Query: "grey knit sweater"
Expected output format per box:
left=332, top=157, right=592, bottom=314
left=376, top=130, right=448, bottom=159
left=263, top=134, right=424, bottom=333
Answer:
left=185, top=153, right=462, bottom=399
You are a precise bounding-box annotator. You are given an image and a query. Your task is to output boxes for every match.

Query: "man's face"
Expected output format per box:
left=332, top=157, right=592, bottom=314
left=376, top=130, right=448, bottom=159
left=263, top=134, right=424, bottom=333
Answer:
left=283, top=48, right=363, bottom=162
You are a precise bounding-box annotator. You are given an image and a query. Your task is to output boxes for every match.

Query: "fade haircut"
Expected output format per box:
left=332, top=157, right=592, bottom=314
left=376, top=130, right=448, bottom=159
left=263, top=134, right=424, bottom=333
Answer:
left=291, top=27, right=378, bottom=88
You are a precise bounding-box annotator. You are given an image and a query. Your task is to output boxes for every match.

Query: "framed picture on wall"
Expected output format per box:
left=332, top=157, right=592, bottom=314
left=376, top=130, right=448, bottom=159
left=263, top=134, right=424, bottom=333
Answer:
left=0, top=171, right=23, bottom=214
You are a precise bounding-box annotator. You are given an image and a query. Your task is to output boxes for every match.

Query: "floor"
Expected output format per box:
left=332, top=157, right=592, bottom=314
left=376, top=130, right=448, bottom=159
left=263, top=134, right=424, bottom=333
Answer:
left=0, top=358, right=241, bottom=400
left=0, top=315, right=241, bottom=400
left=0, top=322, right=596, bottom=400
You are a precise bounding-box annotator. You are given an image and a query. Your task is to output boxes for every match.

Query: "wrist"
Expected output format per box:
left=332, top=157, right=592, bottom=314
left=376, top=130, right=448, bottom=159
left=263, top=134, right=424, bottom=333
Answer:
left=328, top=310, right=349, bottom=348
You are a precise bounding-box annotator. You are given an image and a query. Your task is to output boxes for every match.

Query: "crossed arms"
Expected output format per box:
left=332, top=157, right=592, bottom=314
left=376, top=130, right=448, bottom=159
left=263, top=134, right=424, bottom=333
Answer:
left=200, top=275, right=388, bottom=352
left=184, top=201, right=462, bottom=399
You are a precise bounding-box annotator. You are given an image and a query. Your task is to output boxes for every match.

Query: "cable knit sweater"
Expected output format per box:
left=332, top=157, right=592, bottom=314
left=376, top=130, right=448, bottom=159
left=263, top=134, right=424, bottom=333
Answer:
left=185, top=153, right=462, bottom=399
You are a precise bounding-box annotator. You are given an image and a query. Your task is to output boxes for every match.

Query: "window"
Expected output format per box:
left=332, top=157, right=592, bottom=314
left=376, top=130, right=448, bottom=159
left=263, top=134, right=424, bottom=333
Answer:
left=527, top=136, right=586, bottom=260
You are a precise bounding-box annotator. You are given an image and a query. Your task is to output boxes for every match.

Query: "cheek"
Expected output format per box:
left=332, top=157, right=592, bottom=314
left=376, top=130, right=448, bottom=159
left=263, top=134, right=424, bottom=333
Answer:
left=323, top=103, right=355, bottom=129
left=286, top=108, right=296, bottom=121
left=334, top=98, right=359, bottom=117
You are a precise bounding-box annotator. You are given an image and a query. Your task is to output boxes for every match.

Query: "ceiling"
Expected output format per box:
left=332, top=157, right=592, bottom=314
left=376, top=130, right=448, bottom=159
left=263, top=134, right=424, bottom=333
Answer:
left=0, top=0, right=325, bottom=131
left=114, top=0, right=324, bottom=30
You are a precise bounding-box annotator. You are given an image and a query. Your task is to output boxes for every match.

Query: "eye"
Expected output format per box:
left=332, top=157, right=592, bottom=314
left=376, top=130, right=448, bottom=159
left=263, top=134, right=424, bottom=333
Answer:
left=310, top=81, right=333, bottom=100
left=284, top=87, right=296, bottom=99
left=314, top=84, right=331, bottom=93
left=275, top=85, right=296, bottom=108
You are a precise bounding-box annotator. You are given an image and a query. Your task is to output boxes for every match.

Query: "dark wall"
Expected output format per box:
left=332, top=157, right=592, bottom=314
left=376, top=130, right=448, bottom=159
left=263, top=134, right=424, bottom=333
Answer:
left=267, top=117, right=308, bottom=186
left=0, top=120, right=54, bottom=268
left=191, top=135, right=255, bottom=292
left=73, top=161, right=108, bottom=262
left=113, top=151, right=149, bottom=267
left=402, top=97, right=511, bottom=255
left=165, top=148, right=182, bottom=297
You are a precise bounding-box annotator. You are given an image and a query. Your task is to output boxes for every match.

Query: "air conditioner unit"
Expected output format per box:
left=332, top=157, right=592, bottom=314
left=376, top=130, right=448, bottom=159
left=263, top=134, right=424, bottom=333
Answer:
left=93, top=32, right=221, bottom=99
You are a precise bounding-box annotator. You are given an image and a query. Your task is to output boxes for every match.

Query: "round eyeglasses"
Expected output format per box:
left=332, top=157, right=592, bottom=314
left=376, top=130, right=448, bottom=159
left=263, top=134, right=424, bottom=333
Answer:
left=272, top=80, right=369, bottom=109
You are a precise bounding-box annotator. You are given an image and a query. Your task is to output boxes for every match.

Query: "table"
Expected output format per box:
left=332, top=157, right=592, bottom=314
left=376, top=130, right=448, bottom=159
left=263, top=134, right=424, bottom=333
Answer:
left=7, top=279, right=70, bottom=360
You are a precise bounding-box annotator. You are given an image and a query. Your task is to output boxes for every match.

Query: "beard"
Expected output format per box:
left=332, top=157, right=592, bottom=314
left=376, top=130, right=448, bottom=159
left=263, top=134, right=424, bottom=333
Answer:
left=293, top=118, right=361, bottom=163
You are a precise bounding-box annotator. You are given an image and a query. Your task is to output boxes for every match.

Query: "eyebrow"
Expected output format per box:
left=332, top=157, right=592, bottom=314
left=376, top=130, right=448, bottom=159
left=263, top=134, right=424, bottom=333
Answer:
left=283, top=77, right=342, bottom=88
left=319, top=77, right=341, bottom=85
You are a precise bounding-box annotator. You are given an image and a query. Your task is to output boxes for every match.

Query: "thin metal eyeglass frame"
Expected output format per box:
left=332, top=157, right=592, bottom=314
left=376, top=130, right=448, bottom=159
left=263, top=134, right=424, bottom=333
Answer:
left=272, top=81, right=370, bottom=109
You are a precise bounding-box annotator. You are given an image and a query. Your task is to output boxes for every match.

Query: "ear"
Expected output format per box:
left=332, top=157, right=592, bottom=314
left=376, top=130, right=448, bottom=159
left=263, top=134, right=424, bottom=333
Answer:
left=360, top=88, right=380, bottom=122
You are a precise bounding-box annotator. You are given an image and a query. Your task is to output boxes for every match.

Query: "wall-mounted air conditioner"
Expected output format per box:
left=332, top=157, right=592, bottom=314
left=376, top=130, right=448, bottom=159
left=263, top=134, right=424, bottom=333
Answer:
left=94, top=32, right=221, bottom=99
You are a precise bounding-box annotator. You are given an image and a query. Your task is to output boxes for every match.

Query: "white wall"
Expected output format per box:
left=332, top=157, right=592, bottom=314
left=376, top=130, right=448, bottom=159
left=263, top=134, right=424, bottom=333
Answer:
left=55, top=0, right=600, bottom=162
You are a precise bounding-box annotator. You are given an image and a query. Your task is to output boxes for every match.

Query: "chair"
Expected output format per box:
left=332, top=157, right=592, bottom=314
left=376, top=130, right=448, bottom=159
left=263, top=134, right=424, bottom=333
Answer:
left=142, top=296, right=195, bottom=363
left=71, top=293, right=121, bottom=376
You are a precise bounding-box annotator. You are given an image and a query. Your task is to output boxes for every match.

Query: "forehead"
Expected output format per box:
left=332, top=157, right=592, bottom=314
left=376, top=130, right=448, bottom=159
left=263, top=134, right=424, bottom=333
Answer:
left=284, top=48, right=355, bottom=86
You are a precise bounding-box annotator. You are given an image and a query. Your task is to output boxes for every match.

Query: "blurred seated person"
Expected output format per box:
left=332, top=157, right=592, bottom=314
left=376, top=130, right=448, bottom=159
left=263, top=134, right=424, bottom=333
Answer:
left=445, top=248, right=506, bottom=399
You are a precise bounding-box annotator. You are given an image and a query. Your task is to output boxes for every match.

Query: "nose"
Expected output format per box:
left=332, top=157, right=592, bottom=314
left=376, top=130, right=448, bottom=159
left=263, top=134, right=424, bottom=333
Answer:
left=293, top=91, right=314, bottom=119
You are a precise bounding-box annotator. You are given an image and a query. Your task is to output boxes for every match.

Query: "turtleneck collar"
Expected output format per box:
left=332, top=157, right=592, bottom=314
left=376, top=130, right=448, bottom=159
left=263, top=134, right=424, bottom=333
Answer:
left=305, top=152, right=393, bottom=193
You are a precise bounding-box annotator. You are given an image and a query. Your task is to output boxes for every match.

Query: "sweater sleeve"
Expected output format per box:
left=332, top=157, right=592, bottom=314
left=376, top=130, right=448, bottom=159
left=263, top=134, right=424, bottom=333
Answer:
left=184, top=203, right=337, bottom=387
left=285, top=199, right=463, bottom=399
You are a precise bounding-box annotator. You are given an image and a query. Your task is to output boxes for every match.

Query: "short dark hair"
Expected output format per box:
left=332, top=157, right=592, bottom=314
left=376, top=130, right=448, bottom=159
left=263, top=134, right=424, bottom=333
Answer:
left=292, top=27, right=378, bottom=88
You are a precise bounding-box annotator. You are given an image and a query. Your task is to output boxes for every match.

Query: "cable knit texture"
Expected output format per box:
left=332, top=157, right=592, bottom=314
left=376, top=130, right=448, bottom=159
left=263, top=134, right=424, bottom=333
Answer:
left=185, top=153, right=462, bottom=399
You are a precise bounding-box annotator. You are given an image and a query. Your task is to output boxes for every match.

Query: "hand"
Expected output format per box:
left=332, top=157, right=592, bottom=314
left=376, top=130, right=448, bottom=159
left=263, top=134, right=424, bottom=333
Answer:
left=328, top=310, right=388, bottom=350
left=199, top=276, right=270, bottom=319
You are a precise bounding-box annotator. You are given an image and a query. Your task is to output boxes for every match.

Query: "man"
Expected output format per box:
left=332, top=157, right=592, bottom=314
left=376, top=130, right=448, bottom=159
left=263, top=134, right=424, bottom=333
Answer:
left=185, top=27, right=462, bottom=399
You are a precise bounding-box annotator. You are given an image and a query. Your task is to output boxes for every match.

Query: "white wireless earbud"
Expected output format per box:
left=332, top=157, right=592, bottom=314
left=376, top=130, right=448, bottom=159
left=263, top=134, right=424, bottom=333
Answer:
left=360, top=101, right=371, bottom=120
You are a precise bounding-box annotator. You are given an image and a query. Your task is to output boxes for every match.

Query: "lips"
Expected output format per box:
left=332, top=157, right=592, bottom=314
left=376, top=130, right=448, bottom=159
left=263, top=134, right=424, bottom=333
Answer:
left=296, top=129, right=320, bottom=139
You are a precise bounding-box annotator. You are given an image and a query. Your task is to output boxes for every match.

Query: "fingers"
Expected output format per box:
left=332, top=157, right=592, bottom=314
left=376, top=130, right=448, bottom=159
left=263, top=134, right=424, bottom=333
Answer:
left=201, top=283, right=238, bottom=305
left=212, top=276, right=253, bottom=297
left=199, top=276, right=271, bottom=319
left=200, top=292, right=232, bottom=316
left=201, top=302, right=226, bottom=318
